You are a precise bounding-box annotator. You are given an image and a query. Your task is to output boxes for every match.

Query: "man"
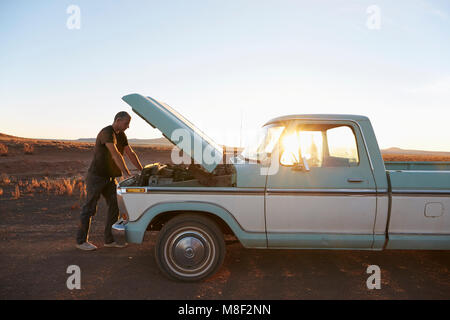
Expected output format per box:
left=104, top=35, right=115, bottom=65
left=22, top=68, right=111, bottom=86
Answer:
left=76, top=111, right=143, bottom=251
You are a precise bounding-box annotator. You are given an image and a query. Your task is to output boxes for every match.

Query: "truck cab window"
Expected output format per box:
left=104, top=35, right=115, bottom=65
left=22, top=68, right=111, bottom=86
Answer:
left=299, top=131, right=323, bottom=167
left=280, top=130, right=323, bottom=167
left=279, top=124, right=359, bottom=168
left=325, top=126, right=359, bottom=166
left=241, top=125, right=285, bottom=162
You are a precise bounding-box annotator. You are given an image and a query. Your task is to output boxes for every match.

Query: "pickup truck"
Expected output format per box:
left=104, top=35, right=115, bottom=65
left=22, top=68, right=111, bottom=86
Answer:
left=113, top=93, right=450, bottom=281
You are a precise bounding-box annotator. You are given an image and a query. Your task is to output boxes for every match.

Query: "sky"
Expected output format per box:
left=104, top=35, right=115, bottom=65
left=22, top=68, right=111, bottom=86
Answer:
left=1, top=0, right=449, bottom=151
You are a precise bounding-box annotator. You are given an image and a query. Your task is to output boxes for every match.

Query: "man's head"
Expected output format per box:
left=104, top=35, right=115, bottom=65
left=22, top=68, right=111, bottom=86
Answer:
left=113, top=111, right=131, bottom=133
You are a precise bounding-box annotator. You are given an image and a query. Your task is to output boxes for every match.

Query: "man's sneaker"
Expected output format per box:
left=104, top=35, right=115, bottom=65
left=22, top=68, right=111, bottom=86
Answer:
left=76, top=242, right=97, bottom=251
left=104, top=242, right=128, bottom=248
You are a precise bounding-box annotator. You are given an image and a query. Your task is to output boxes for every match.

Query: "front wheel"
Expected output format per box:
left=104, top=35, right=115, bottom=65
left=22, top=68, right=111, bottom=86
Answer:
left=155, top=214, right=225, bottom=281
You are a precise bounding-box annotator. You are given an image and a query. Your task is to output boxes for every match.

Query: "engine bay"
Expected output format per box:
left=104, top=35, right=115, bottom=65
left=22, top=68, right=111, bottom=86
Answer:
left=120, top=162, right=236, bottom=188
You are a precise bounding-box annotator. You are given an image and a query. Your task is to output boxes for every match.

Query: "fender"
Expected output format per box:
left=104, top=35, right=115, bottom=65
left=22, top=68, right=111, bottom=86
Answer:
left=124, top=201, right=267, bottom=248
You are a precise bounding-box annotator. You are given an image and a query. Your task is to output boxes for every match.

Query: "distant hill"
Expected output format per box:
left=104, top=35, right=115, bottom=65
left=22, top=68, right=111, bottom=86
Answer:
left=0, top=132, right=173, bottom=146
left=76, top=137, right=172, bottom=146
left=0, top=133, right=28, bottom=140
left=381, top=147, right=450, bottom=156
left=1, top=132, right=450, bottom=155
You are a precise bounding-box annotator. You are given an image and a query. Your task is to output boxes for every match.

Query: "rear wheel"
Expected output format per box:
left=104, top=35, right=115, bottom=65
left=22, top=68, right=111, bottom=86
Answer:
left=155, top=214, right=225, bottom=281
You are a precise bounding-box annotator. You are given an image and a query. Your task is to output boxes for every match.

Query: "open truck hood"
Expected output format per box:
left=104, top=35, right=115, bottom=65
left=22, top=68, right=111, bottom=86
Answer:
left=122, top=94, right=223, bottom=173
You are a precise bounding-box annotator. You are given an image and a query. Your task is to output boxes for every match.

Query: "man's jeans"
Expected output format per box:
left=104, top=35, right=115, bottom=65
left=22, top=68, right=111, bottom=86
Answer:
left=76, top=173, right=119, bottom=244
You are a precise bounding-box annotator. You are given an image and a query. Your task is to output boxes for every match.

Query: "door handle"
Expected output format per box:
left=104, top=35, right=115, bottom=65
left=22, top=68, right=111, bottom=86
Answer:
left=347, top=178, right=364, bottom=183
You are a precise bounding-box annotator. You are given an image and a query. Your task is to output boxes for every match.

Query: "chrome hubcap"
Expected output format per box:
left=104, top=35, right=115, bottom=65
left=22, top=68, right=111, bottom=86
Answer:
left=174, top=236, right=205, bottom=266
left=164, top=227, right=216, bottom=278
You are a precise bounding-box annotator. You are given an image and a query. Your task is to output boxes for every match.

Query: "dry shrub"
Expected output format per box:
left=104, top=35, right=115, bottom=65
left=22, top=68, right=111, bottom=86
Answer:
left=1, top=173, right=11, bottom=185
left=62, top=178, right=76, bottom=196
left=13, top=176, right=87, bottom=197
left=24, top=183, right=33, bottom=193
left=31, top=178, right=40, bottom=188
left=12, top=178, right=38, bottom=194
left=37, top=177, right=78, bottom=196
left=12, top=185, right=20, bottom=199
left=52, top=180, right=66, bottom=195
left=39, top=177, right=57, bottom=194
left=74, top=178, right=87, bottom=200
left=78, top=181, right=86, bottom=200
left=0, top=143, right=8, bottom=156
left=24, top=143, right=34, bottom=155
left=36, top=180, right=45, bottom=193
left=39, top=177, right=49, bottom=190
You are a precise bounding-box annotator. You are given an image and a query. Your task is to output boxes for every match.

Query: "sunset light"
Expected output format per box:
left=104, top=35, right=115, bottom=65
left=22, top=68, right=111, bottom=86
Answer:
left=1, top=0, right=449, bottom=303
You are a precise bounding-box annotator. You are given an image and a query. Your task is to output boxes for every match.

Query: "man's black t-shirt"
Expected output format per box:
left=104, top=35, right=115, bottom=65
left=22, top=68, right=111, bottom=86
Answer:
left=88, top=125, right=128, bottom=178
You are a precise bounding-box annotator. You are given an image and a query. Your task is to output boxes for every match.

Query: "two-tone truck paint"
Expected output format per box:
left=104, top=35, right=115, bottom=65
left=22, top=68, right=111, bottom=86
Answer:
left=113, top=93, right=450, bottom=281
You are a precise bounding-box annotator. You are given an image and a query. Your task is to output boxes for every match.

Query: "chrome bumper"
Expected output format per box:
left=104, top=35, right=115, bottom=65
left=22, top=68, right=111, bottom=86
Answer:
left=116, top=188, right=129, bottom=218
left=113, top=186, right=129, bottom=245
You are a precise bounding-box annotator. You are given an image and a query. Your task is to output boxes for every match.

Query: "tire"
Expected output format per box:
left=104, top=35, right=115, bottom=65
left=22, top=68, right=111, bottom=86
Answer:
left=155, top=214, right=226, bottom=281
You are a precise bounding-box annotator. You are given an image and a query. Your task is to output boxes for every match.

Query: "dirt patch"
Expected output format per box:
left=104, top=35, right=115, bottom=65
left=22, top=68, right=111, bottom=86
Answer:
left=0, top=134, right=173, bottom=179
left=1, top=134, right=449, bottom=299
left=0, top=191, right=449, bottom=299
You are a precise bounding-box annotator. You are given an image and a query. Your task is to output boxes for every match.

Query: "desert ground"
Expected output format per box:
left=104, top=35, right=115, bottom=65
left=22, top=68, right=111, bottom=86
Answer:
left=0, top=133, right=449, bottom=299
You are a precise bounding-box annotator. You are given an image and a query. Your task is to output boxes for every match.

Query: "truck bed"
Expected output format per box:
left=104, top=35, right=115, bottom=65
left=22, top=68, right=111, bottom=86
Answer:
left=385, top=161, right=450, bottom=171
left=385, top=161, right=450, bottom=192
left=384, top=161, right=450, bottom=250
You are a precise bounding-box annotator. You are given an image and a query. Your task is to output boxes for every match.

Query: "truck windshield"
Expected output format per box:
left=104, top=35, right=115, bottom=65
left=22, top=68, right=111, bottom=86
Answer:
left=240, top=125, right=285, bottom=162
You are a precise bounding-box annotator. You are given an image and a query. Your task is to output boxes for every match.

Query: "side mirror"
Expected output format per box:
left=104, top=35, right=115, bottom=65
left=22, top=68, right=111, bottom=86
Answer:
left=291, top=157, right=310, bottom=172
left=259, top=155, right=272, bottom=167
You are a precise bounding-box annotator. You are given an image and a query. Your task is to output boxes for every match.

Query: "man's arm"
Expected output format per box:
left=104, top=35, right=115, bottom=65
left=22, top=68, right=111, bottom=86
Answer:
left=124, top=145, right=143, bottom=172
left=105, top=143, right=131, bottom=178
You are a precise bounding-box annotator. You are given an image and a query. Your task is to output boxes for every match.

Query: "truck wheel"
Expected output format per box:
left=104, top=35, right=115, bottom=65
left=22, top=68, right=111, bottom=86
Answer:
left=155, top=214, right=225, bottom=281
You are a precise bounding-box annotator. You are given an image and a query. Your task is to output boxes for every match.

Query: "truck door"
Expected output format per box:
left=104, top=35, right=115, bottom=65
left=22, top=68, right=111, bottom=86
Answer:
left=265, top=120, right=377, bottom=249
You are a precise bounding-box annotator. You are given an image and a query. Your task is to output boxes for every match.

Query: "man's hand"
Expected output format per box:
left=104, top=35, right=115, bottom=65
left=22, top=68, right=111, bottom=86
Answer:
left=123, top=172, right=132, bottom=179
left=118, top=173, right=132, bottom=183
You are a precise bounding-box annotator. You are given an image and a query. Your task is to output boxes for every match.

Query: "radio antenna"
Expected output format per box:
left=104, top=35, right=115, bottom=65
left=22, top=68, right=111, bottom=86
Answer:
left=240, top=109, right=243, bottom=148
